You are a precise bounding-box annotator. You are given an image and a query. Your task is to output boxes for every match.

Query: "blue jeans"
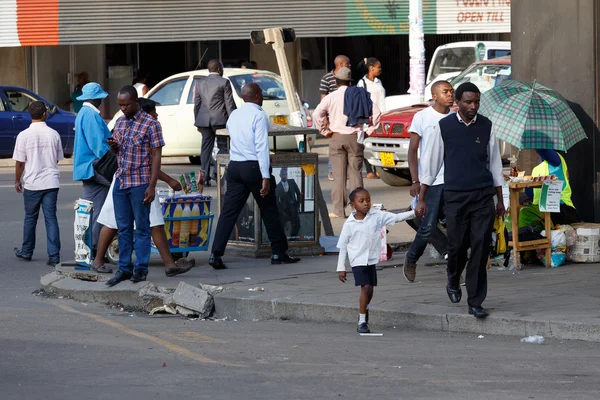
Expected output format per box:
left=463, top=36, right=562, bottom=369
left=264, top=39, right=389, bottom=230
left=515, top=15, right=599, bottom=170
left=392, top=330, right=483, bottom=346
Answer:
left=22, top=189, right=61, bottom=262
left=406, top=184, right=445, bottom=264
left=113, top=181, right=151, bottom=274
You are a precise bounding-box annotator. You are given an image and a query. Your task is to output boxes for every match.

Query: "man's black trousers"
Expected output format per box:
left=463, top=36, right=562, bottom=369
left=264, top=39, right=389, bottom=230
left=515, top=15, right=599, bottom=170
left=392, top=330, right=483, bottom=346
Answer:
left=211, top=161, right=288, bottom=257
left=199, top=126, right=228, bottom=182
left=444, top=187, right=495, bottom=308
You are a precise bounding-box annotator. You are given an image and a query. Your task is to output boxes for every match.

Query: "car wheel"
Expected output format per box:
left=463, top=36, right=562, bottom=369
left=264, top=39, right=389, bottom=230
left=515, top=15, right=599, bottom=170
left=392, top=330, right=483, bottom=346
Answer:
left=106, top=236, right=119, bottom=265
left=375, top=167, right=411, bottom=187
left=189, top=156, right=201, bottom=165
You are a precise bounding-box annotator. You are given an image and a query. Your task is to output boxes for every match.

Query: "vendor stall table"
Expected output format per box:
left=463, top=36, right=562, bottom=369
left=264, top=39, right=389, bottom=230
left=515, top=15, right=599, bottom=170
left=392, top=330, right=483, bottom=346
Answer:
left=216, top=125, right=329, bottom=257
left=508, top=181, right=552, bottom=266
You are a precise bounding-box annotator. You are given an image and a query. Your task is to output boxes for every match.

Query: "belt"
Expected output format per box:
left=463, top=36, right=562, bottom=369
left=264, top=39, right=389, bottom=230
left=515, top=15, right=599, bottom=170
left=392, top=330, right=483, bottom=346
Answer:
left=331, top=132, right=358, bottom=136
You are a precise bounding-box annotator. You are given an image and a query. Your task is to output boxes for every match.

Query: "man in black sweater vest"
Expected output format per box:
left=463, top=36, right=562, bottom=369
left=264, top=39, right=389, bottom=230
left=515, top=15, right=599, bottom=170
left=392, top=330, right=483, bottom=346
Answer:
left=415, top=82, right=505, bottom=319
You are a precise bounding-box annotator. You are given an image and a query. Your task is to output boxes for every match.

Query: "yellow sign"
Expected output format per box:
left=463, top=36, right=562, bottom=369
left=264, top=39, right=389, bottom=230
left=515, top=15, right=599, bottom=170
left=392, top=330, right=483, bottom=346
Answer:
left=272, top=116, right=288, bottom=125
left=380, top=152, right=395, bottom=167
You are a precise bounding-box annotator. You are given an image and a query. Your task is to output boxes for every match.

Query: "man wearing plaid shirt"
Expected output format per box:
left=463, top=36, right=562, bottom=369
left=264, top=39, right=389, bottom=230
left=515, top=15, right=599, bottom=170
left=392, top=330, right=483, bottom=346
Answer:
left=106, top=85, right=165, bottom=287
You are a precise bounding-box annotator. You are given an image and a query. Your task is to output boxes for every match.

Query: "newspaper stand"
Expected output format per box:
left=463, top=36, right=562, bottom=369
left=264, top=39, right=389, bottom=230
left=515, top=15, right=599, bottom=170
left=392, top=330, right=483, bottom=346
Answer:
left=216, top=125, right=327, bottom=257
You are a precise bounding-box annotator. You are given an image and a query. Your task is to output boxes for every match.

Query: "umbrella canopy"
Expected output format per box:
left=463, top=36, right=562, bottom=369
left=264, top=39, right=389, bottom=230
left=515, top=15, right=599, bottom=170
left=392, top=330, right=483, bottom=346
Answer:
left=479, top=80, right=587, bottom=151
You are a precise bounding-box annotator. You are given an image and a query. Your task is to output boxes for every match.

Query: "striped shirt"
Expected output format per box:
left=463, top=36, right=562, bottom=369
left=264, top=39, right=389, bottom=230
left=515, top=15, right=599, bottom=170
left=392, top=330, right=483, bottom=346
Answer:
left=113, top=110, right=165, bottom=189
left=319, top=71, right=337, bottom=95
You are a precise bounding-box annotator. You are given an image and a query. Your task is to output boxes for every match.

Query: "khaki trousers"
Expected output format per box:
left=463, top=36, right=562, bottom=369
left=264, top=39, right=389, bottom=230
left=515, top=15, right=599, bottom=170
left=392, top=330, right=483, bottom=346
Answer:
left=329, top=133, right=364, bottom=216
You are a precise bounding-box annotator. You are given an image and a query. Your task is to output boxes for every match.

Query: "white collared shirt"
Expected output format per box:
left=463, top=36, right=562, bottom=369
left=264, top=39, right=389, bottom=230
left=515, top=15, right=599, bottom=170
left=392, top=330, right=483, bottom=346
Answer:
left=420, top=112, right=504, bottom=188
left=337, top=208, right=415, bottom=272
left=82, top=102, right=101, bottom=114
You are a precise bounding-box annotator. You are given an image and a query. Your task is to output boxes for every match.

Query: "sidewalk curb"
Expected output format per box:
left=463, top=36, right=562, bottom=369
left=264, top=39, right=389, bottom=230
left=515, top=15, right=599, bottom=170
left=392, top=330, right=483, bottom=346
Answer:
left=40, top=272, right=600, bottom=342
left=213, top=291, right=600, bottom=342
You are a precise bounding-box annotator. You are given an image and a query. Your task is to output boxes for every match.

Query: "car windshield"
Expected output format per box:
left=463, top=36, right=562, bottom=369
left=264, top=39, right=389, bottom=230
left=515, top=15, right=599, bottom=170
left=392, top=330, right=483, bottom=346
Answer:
left=229, top=73, right=287, bottom=100
left=451, top=64, right=512, bottom=93
left=430, top=47, right=477, bottom=81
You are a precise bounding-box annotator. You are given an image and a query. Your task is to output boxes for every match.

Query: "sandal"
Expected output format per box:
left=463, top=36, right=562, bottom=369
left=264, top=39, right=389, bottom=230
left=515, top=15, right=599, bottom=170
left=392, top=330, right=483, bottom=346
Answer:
left=91, top=263, right=113, bottom=274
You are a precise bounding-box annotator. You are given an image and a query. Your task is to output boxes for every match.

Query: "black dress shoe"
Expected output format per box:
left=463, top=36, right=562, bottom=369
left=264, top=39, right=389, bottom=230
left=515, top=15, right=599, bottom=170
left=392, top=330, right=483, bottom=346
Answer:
left=130, top=269, right=148, bottom=283
left=105, top=270, right=133, bottom=287
left=446, top=286, right=462, bottom=303
left=209, top=253, right=227, bottom=270
left=468, top=306, right=489, bottom=319
left=271, top=254, right=301, bottom=265
left=14, top=248, right=32, bottom=261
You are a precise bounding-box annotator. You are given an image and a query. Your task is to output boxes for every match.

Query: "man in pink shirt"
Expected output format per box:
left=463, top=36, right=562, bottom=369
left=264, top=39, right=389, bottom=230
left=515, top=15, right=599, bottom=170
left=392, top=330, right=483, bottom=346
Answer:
left=313, top=67, right=381, bottom=218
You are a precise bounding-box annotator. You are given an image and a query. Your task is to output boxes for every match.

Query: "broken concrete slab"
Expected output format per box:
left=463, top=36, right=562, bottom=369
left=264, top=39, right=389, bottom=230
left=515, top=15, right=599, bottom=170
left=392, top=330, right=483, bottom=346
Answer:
left=176, top=305, right=199, bottom=317
left=173, top=282, right=214, bottom=318
left=138, top=283, right=176, bottom=311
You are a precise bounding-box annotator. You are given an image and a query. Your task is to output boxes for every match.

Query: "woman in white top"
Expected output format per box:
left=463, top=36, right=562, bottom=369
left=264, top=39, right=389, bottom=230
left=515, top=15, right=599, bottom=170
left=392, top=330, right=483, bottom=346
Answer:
left=357, top=57, right=386, bottom=179
left=133, top=69, right=149, bottom=97
left=357, top=57, right=386, bottom=113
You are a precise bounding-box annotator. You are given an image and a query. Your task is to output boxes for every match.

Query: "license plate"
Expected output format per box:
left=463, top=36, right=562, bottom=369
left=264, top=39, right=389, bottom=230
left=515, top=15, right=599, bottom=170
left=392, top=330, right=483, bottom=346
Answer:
left=380, top=152, right=395, bottom=167
left=272, top=116, right=288, bottom=125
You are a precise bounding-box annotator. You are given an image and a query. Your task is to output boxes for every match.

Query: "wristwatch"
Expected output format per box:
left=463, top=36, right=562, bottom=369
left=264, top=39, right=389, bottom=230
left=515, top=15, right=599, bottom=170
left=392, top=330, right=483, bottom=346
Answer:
left=412, top=180, right=420, bottom=184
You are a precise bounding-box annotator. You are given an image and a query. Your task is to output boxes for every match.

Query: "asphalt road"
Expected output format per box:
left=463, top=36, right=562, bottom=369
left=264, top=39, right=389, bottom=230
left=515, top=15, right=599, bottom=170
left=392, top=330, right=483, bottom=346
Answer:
left=1, top=163, right=599, bottom=399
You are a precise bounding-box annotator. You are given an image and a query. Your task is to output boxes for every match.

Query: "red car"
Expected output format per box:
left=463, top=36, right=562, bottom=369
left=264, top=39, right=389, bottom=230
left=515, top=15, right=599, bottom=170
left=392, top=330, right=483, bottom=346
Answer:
left=364, top=57, right=512, bottom=186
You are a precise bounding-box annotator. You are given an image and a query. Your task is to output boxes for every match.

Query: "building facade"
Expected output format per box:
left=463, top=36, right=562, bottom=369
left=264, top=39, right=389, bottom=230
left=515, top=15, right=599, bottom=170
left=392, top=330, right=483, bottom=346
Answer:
left=1, top=0, right=510, bottom=116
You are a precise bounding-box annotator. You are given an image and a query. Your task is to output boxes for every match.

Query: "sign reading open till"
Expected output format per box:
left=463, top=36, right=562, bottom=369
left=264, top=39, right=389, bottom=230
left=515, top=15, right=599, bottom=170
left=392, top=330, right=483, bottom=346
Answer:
left=539, top=180, right=564, bottom=213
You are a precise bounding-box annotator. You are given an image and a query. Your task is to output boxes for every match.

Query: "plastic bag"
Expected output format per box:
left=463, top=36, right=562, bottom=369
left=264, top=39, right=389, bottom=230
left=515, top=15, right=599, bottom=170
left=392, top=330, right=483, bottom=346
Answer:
left=537, top=228, right=567, bottom=267
left=491, top=217, right=507, bottom=256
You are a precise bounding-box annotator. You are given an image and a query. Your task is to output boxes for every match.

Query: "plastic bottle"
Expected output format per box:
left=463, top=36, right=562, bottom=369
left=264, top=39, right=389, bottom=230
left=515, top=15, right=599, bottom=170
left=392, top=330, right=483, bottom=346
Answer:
left=179, top=203, right=192, bottom=248
left=188, top=203, right=201, bottom=246
left=171, top=203, right=184, bottom=247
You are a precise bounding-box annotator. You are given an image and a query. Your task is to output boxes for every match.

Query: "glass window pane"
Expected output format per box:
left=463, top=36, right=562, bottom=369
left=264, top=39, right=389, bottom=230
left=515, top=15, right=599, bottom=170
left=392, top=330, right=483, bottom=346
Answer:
left=228, top=73, right=287, bottom=100
left=148, top=78, right=187, bottom=106
left=4, top=90, right=38, bottom=112
left=430, top=47, right=476, bottom=81
left=187, top=76, right=206, bottom=104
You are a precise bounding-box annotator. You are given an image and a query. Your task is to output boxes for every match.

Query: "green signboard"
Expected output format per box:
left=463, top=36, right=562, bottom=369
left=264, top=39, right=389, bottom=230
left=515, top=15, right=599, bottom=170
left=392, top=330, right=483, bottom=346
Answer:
left=346, top=0, right=437, bottom=36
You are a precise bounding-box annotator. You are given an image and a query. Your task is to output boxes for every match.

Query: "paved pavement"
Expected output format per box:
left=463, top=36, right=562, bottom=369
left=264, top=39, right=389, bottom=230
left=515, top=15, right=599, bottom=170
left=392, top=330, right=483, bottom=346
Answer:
left=43, top=249, right=600, bottom=342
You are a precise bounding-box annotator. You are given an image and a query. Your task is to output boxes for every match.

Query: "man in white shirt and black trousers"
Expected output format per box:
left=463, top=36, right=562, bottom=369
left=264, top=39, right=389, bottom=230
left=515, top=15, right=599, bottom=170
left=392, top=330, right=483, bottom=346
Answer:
left=209, top=83, right=300, bottom=270
left=416, top=82, right=505, bottom=319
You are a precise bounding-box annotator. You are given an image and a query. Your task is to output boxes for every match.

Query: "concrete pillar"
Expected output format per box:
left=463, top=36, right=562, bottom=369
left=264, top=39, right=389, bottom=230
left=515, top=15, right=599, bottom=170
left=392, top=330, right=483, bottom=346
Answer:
left=512, top=0, right=600, bottom=222
left=0, top=47, right=28, bottom=88
left=250, top=40, right=302, bottom=99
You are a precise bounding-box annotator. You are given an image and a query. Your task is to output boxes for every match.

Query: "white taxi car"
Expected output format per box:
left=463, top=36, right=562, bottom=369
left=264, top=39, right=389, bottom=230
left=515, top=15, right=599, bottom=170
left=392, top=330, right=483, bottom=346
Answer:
left=108, top=68, right=310, bottom=164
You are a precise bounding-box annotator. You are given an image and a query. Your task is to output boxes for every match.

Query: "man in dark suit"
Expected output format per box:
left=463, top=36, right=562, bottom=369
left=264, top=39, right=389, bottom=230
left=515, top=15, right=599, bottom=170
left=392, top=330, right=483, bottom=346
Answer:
left=194, top=59, right=237, bottom=186
left=209, top=83, right=300, bottom=270
left=276, top=167, right=302, bottom=238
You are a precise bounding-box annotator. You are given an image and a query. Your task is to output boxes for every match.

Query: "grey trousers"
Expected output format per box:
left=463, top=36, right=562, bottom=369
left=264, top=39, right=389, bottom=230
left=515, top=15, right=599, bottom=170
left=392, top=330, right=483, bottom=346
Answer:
left=329, top=133, right=364, bottom=216
left=82, top=172, right=111, bottom=247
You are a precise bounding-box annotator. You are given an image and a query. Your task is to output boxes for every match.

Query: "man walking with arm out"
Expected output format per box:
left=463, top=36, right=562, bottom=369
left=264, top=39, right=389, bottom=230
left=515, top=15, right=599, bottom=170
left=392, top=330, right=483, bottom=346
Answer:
left=13, top=101, right=63, bottom=266
left=106, top=86, right=165, bottom=287
left=403, top=81, right=454, bottom=282
left=209, top=83, right=300, bottom=270
left=416, top=83, right=505, bottom=318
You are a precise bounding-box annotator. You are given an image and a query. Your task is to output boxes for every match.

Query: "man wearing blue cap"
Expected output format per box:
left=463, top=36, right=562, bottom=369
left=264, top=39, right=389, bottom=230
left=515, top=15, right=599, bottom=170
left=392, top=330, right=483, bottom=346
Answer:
left=73, top=82, right=112, bottom=249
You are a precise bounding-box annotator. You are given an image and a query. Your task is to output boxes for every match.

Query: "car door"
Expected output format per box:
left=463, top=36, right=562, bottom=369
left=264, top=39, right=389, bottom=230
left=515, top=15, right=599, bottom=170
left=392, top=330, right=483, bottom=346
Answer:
left=178, top=75, right=206, bottom=154
left=147, top=77, right=188, bottom=156
left=1, top=88, right=37, bottom=156
left=0, top=91, right=14, bottom=157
